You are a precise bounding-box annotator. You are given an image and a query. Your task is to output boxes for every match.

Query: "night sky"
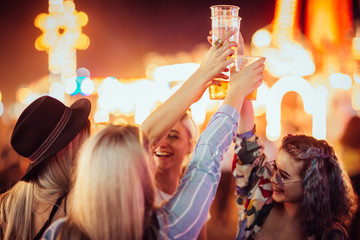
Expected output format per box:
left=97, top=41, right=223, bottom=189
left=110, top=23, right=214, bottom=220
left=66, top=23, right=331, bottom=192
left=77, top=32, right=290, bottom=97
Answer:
left=0, top=0, right=358, bottom=106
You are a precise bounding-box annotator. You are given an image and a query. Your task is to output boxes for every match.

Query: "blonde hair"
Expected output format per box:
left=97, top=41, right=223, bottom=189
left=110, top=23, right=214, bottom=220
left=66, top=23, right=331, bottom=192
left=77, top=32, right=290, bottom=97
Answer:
left=0, top=121, right=90, bottom=240
left=59, top=125, right=156, bottom=240
left=179, top=111, right=199, bottom=172
left=180, top=111, right=199, bottom=147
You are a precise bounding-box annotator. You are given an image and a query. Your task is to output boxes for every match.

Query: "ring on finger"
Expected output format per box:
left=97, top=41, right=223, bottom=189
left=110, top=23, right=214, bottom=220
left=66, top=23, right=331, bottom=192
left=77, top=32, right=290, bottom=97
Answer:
left=214, top=39, right=224, bottom=48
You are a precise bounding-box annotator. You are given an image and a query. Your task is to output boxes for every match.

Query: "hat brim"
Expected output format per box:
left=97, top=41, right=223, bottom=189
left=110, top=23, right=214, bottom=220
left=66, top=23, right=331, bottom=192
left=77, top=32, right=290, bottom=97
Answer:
left=21, top=98, right=91, bottom=181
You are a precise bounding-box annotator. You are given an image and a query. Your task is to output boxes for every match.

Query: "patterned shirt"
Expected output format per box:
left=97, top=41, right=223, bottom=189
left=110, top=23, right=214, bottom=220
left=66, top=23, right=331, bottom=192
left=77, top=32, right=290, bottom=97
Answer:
left=232, top=130, right=273, bottom=240
left=42, top=105, right=240, bottom=240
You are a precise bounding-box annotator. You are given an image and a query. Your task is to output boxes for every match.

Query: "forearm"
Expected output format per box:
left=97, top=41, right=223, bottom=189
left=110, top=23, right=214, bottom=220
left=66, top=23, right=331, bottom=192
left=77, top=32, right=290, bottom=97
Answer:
left=222, top=84, right=246, bottom=114
left=142, top=70, right=209, bottom=148
left=157, top=105, right=239, bottom=239
left=238, top=100, right=255, bottom=134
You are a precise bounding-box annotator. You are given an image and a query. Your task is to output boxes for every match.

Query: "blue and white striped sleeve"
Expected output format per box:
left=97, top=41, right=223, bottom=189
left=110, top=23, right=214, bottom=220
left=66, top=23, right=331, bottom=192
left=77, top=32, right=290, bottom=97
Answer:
left=156, top=104, right=240, bottom=240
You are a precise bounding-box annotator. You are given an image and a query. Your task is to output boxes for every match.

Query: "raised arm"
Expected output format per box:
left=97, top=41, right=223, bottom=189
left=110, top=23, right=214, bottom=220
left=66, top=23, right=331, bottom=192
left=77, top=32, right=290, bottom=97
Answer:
left=223, top=58, right=265, bottom=113
left=142, top=31, right=238, bottom=148
left=232, top=79, right=274, bottom=240
left=155, top=48, right=266, bottom=240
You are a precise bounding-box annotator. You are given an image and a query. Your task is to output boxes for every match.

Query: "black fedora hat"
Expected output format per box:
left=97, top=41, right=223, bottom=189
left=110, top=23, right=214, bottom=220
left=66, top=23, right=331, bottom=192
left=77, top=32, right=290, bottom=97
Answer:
left=11, top=96, right=91, bottom=181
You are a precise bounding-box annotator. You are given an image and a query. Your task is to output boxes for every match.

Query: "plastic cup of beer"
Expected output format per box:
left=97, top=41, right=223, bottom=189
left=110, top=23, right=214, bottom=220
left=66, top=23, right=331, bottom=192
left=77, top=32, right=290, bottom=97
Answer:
left=237, top=55, right=263, bottom=100
left=208, top=55, right=263, bottom=100
left=208, top=15, right=241, bottom=100
left=210, top=5, right=240, bottom=17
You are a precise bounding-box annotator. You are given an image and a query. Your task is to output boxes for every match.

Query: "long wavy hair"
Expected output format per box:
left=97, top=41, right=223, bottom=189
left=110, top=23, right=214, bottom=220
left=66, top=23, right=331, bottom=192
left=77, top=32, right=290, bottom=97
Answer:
left=0, top=120, right=90, bottom=240
left=58, top=125, right=157, bottom=240
left=280, top=134, right=358, bottom=237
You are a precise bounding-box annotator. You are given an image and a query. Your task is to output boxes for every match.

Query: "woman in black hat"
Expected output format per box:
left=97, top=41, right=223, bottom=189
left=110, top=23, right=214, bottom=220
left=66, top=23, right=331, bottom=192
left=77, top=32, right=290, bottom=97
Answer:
left=0, top=96, right=91, bottom=240
left=41, top=32, right=265, bottom=240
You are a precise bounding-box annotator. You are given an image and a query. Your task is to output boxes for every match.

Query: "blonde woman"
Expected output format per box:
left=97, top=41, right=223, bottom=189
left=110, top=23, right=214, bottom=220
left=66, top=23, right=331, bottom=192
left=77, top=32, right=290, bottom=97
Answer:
left=154, top=111, right=213, bottom=240
left=0, top=96, right=91, bottom=240
left=42, top=31, right=265, bottom=240
left=154, top=111, right=198, bottom=206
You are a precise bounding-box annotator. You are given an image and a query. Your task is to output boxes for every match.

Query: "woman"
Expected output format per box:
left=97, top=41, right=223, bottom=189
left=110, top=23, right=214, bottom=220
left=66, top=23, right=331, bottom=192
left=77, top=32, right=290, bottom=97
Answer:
left=153, top=111, right=210, bottom=239
left=233, top=100, right=358, bottom=240
left=0, top=96, right=91, bottom=240
left=42, top=32, right=265, bottom=240
left=153, top=110, right=198, bottom=205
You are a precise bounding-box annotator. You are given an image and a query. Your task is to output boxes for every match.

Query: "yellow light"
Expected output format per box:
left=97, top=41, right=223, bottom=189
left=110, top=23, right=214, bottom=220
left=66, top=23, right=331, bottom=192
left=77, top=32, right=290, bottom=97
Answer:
left=0, top=91, right=2, bottom=102
left=352, top=37, right=360, bottom=59
left=17, top=88, right=32, bottom=104
left=76, top=34, right=90, bottom=49
left=94, top=110, right=109, bottom=123
left=145, top=64, right=158, bottom=79
left=352, top=83, right=360, bottom=110
left=272, top=0, right=298, bottom=45
left=34, top=0, right=89, bottom=95
left=266, top=122, right=281, bottom=141
left=252, top=29, right=272, bottom=48
left=266, top=76, right=316, bottom=140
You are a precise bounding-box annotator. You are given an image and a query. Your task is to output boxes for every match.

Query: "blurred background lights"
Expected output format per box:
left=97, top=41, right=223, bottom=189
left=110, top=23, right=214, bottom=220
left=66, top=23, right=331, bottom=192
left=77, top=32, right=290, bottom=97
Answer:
left=266, top=76, right=317, bottom=140
left=7, top=0, right=355, bottom=148
left=65, top=77, right=77, bottom=94
left=153, top=63, right=199, bottom=83
left=49, top=82, right=65, bottom=101
left=77, top=67, right=91, bottom=78
left=352, top=83, right=360, bottom=110
left=94, top=110, right=109, bottom=123
left=16, top=88, right=33, bottom=104
left=252, top=29, right=272, bottom=47
left=67, top=76, right=94, bottom=96
left=329, top=73, right=352, bottom=89
left=0, top=91, right=2, bottom=117
left=253, top=83, right=270, bottom=116
left=34, top=0, right=89, bottom=100
left=263, top=43, right=315, bottom=78
left=80, top=77, right=94, bottom=96
left=0, top=102, right=3, bottom=117
left=313, top=86, right=328, bottom=139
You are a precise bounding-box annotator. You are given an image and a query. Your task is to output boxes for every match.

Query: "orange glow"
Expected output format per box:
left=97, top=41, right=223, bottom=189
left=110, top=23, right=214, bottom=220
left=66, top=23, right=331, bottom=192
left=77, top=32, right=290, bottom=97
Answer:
left=305, top=0, right=352, bottom=51
left=35, top=1, right=89, bottom=52
left=271, top=0, right=298, bottom=46
left=352, top=83, right=360, bottom=111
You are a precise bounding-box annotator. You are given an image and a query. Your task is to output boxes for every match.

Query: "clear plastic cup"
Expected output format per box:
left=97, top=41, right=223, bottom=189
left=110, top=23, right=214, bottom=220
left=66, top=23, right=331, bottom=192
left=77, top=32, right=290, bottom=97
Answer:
left=209, top=16, right=241, bottom=100
left=210, top=5, right=240, bottom=17
left=209, top=55, right=263, bottom=101
left=237, top=55, right=263, bottom=100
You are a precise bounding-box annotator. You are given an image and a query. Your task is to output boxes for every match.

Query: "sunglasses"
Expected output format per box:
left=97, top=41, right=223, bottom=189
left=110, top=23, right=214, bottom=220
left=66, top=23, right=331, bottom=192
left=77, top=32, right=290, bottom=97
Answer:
left=265, top=161, right=302, bottom=187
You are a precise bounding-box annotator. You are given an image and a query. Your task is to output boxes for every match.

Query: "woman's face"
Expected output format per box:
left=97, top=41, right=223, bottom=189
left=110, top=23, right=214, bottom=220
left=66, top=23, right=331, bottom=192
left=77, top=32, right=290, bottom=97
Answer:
left=153, top=121, right=192, bottom=173
left=271, top=149, right=304, bottom=204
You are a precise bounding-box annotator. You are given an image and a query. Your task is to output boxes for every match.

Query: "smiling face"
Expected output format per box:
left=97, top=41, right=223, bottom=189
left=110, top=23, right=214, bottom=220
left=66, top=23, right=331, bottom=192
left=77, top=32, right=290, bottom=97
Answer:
left=153, top=120, right=193, bottom=174
left=271, top=149, right=304, bottom=204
